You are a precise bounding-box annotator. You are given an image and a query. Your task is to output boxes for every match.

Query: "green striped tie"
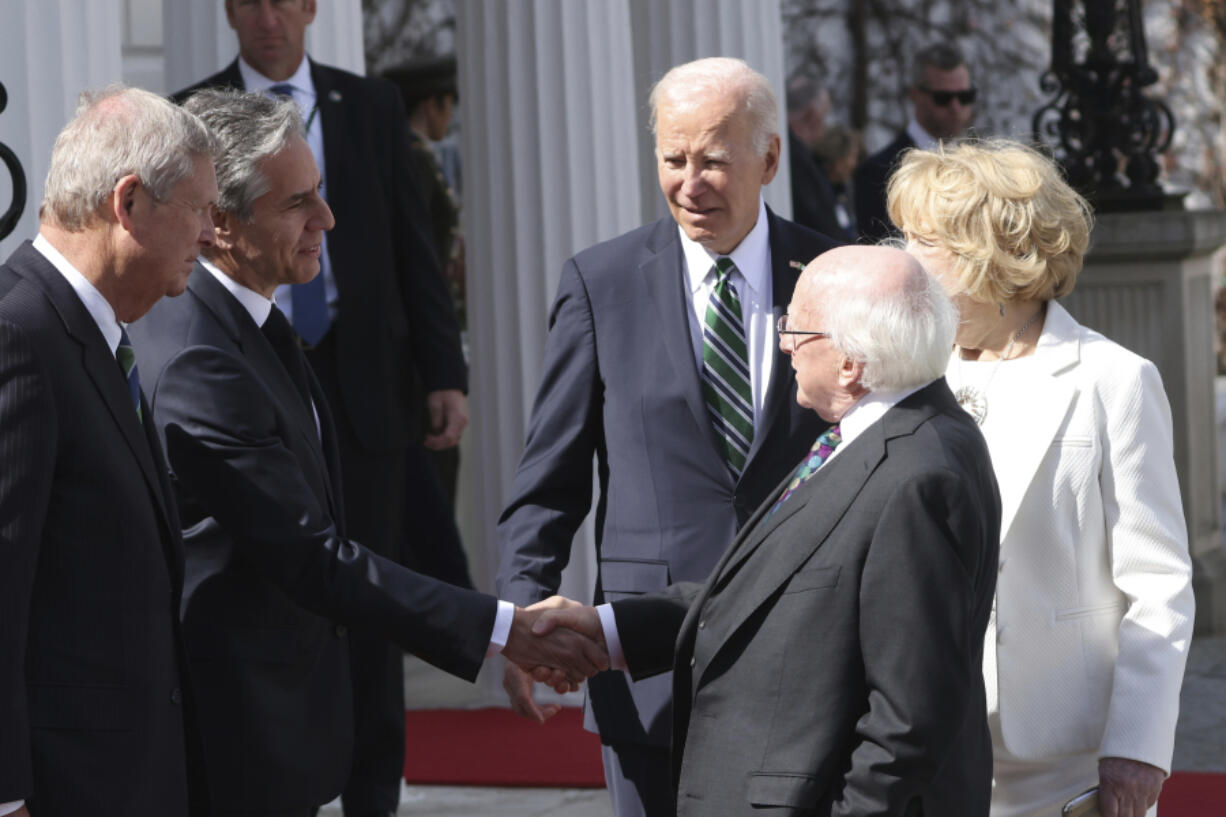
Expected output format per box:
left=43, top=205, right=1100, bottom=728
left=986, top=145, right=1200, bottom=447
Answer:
left=702, top=257, right=753, bottom=476
left=116, top=327, right=142, bottom=421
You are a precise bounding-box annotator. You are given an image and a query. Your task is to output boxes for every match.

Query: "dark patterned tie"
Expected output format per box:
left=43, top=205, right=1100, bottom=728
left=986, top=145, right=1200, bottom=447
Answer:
left=115, top=327, right=142, bottom=420
left=766, top=424, right=842, bottom=518
left=268, top=83, right=331, bottom=346
left=702, top=257, right=754, bottom=477
left=261, top=306, right=313, bottom=411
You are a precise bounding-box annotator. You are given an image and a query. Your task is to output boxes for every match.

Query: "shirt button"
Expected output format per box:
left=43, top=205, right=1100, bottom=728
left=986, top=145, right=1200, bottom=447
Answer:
left=170, top=688, right=183, bottom=705
left=689, top=656, right=696, bottom=668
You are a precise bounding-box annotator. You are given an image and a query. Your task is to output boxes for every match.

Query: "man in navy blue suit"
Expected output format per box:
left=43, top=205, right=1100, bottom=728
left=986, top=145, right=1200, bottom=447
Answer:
left=497, top=57, right=840, bottom=817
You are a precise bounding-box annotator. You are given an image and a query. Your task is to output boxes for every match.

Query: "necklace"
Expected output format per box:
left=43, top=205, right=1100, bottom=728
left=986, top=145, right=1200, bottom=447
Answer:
left=953, top=310, right=1042, bottom=425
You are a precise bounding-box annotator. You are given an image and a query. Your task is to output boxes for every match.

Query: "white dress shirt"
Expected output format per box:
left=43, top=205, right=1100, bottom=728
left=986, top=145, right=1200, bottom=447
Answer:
left=237, top=55, right=339, bottom=324
left=598, top=381, right=925, bottom=668
left=906, top=118, right=941, bottom=152
left=680, top=197, right=774, bottom=423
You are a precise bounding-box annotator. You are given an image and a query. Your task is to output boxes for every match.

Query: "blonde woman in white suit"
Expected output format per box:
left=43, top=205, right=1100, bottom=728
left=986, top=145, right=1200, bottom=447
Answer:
left=890, top=140, right=1195, bottom=817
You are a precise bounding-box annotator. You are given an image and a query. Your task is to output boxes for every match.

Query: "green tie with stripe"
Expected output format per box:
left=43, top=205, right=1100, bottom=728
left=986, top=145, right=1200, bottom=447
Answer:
left=116, top=327, right=142, bottom=421
left=701, top=257, right=753, bottom=476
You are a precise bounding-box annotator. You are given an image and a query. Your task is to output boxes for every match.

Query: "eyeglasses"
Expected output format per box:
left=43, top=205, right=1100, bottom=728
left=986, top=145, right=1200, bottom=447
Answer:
left=777, top=314, right=829, bottom=352
left=918, top=86, right=977, bottom=107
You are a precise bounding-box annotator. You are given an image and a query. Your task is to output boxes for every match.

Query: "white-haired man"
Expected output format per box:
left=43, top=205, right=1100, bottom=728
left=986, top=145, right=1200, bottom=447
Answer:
left=497, top=56, right=840, bottom=817
left=0, top=86, right=218, bottom=817
left=537, top=245, right=1003, bottom=816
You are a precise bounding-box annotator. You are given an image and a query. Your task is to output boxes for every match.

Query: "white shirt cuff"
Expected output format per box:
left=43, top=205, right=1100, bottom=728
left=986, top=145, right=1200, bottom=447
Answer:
left=0, top=800, right=24, bottom=816
left=485, top=599, right=516, bottom=658
left=597, top=603, right=627, bottom=671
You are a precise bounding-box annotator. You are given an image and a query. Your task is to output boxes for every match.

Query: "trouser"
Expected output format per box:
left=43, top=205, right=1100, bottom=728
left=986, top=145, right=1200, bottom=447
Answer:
left=601, top=742, right=674, bottom=817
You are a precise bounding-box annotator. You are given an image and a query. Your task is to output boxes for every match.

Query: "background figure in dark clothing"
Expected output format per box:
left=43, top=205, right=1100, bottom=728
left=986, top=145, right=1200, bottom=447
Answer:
left=383, top=55, right=474, bottom=591
left=785, top=74, right=845, bottom=240
left=814, top=124, right=861, bottom=241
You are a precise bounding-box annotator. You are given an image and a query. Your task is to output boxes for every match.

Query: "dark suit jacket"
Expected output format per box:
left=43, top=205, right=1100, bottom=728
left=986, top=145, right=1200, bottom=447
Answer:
left=788, top=130, right=847, bottom=240
left=128, top=264, right=497, bottom=811
left=175, top=59, right=466, bottom=451
left=613, top=380, right=1001, bottom=816
left=0, top=242, right=191, bottom=815
left=497, top=210, right=839, bottom=746
left=852, top=130, right=915, bottom=244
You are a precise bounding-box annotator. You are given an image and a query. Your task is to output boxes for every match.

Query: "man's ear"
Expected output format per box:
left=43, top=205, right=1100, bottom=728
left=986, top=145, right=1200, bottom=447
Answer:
left=111, top=174, right=142, bottom=232
left=839, top=357, right=866, bottom=391
left=212, top=208, right=236, bottom=250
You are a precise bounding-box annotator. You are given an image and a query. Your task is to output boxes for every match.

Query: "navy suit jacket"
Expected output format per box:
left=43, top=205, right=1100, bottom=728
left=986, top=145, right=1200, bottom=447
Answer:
left=497, top=210, right=839, bottom=745
left=852, top=130, right=915, bottom=244
left=129, top=264, right=496, bottom=811
left=175, top=58, right=465, bottom=450
left=614, top=380, right=1001, bottom=816
left=0, top=242, right=192, bottom=815
left=788, top=130, right=846, bottom=240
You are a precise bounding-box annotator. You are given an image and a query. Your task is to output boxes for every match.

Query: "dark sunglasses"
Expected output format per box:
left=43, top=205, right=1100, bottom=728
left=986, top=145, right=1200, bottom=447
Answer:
left=918, top=86, right=977, bottom=107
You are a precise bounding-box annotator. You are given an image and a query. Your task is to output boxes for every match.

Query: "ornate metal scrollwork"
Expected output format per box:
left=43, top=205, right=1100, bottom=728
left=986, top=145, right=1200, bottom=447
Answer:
left=1032, top=0, right=1180, bottom=211
left=1, top=80, right=29, bottom=240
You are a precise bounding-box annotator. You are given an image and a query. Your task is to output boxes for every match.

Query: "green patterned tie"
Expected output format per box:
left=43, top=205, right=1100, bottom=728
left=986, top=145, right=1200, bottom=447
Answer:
left=702, top=257, right=754, bottom=476
left=116, top=327, right=142, bottom=421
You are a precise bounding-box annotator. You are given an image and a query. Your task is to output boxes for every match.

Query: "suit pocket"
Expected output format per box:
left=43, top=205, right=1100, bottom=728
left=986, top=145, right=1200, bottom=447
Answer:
left=747, top=772, right=820, bottom=808
left=599, top=558, right=669, bottom=602
left=782, top=565, right=840, bottom=595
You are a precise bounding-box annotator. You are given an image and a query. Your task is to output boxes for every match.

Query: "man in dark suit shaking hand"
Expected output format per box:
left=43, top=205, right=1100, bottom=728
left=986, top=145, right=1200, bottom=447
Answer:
left=0, top=87, right=219, bottom=817
left=538, top=245, right=1002, bottom=817
left=176, top=8, right=470, bottom=812
left=497, top=57, right=840, bottom=817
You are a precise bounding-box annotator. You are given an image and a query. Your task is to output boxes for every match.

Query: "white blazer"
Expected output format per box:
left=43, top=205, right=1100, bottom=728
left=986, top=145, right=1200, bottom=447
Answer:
left=947, top=301, right=1195, bottom=771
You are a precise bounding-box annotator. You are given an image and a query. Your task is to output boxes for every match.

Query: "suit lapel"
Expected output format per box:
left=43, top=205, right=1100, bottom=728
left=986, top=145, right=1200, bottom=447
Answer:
left=989, top=303, right=1080, bottom=540
left=10, top=244, right=175, bottom=535
left=187, top=266, right=336, bottom=511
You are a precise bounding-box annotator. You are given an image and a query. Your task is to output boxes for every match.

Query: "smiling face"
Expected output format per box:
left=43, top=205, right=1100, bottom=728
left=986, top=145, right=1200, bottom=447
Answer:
left=225, top=0, right=316, bottom=81
left=218, top=135, right=334, bottom=297
left=655, top=89, right=780, bottom=255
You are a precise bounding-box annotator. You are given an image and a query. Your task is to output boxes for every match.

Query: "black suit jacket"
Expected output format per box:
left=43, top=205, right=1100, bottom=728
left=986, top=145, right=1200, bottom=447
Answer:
left=128, top=264, right=497, bottom=811
left=497, top=210, right=839, bottom=746
left=0, top=242, right=192, bottom=815
left=175, top=59, right=465, bottom=450
left=788, top=130, right=847, bottom=240
left=614, top=381, right=1001, bottom=816
left=852, top=130, right=915, bottom=244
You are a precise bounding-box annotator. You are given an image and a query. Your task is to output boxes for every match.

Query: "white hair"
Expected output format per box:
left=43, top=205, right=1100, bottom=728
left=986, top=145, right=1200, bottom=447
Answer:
left=182, top=88, right=305, bottom=223
left=818, top=253, right=957, bottom=391
left=42, top=85, right=218, bottom=230
left=648, top=57, right=778, bottom=156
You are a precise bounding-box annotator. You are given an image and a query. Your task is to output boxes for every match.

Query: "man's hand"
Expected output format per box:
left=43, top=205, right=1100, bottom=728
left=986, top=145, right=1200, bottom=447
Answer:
left=530, top=602, right=604, bottom=643
left=502, top=596, right=608, bottom=687
left=502, top=661, right=563, bottom=725
left=1099, top=757, right=1165, bottom=817
left=423, top=389, right=468, bottom=450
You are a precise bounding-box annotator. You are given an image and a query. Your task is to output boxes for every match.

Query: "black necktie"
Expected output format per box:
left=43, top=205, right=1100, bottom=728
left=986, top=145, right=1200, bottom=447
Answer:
left=261, top=306, right=313, bottom=411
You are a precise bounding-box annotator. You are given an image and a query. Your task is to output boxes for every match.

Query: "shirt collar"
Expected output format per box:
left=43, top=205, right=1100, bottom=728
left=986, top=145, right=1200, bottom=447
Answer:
left=682, top=197, right=770, bottom=296
left=906, top=118, right=941, bottom=152
left=238, top=54, right=315, bottom=98
left=200, top=258, right=275, bottom=327
left=32, top=232, right=122, bottom=356
left=835, top=381, right=928, bottom=449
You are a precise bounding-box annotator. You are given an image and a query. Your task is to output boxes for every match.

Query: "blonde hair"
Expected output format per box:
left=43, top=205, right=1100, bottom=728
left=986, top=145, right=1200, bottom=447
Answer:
left=886, top=139, right=1093, bottom=303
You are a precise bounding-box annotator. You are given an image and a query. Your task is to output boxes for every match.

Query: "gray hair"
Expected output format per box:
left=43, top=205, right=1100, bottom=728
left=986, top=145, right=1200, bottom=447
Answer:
left=41, top=85, right=218, bottom=231
left=182, top=88, right=305, bottom=223
left=911, top=41, right=967, bottom=88
left=821, top=252, right=957, bottom=391
left=649, top=57, right=778, bottom=156
left=785, top=73, right=824, bottom=115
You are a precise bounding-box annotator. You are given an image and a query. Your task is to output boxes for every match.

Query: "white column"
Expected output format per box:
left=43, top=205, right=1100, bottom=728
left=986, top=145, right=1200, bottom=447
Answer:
left=0, top=0, right=124, bottom=259
left=162, top=0, right=365, bottom=96
left=455, top=0, right=641, bottom=623
left=628, top=0, right=791, bottom=222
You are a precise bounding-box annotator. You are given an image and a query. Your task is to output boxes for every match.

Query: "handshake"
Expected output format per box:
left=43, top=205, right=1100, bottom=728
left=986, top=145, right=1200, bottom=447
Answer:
left=501, top=597, right=608, bottom=724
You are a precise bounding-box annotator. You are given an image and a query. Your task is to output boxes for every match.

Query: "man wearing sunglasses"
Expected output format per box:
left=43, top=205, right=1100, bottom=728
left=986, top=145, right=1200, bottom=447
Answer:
left=854, top=42, right=976, bottom=243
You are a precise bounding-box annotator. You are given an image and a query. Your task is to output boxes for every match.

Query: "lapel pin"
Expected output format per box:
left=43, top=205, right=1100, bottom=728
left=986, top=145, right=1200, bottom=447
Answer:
left=789, top=260, right=805, bottom=271
left=329, top=89, right=343, bottom=102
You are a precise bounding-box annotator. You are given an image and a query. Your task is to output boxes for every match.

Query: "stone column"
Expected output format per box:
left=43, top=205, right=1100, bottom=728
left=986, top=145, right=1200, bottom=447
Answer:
left=162, top=0, right=364, bottom=95
left=0, top=0, right=123, bottom=259
left=454, top=0, right=642, bottom=629
left=627, top=0, right=791, bottom=223
left=1063, top=210, right=1226, bottom=633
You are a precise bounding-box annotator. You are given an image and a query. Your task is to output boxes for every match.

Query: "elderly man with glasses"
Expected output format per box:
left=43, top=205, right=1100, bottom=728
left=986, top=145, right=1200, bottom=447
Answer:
left=853, top=41, right=976, bottom=243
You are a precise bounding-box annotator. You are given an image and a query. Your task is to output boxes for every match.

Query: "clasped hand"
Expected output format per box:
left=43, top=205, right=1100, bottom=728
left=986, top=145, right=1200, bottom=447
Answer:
left=501, top=597, right=607, bottom=723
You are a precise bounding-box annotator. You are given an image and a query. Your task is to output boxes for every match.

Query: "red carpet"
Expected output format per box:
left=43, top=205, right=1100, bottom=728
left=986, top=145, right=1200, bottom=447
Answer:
left=404, top=708, right=1224, bottom=813
left=403, top=707, right=605, bottom=787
